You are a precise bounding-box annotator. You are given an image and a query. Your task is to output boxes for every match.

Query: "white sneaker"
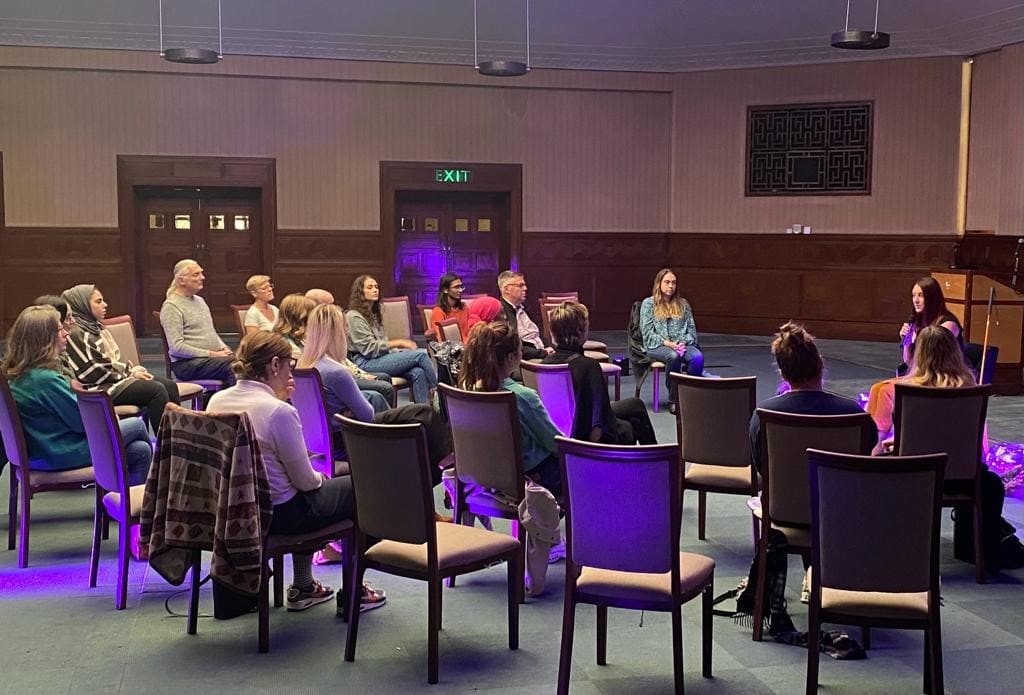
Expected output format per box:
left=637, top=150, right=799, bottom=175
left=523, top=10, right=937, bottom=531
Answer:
left=800, top=568, right=811, bottom=604
left=548, top=540, right=566, bottom=564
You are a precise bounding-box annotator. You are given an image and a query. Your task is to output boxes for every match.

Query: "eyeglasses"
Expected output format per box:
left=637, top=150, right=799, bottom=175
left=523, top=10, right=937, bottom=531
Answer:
left=508, top=282, right=527, bottom=288
left=450, top=284, right=466, bottom=290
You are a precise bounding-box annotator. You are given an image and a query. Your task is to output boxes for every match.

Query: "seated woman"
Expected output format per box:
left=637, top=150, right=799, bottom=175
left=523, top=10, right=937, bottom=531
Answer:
left=2, top=304, right=152, bottom=484
left=541, top=301, right=656, bottom=445
left=243, top=275, right=279, bottom=334
left=299, top=303, right=452, bottom=483
left=466, top=295, right=503, bottom=332
left=345, top=275, right=438, bottom=404
left=61, top=284, right=180, bottom=430
left=32, top=294, right=78, bottom=379
left=273, top=293, right=317, bottom=359
left=639, top=268, right=705, bottom=412
left=459, top=320, right=563, bottom=498
left=207, top=331, right=385, bottom=613
left=430, top=273, right=469, bottom=341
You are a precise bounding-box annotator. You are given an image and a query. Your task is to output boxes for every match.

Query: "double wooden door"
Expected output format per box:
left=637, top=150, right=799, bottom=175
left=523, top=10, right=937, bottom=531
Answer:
left=136, top=187, right=262, bottom=334
left=394, top=191, right=508, bottom=307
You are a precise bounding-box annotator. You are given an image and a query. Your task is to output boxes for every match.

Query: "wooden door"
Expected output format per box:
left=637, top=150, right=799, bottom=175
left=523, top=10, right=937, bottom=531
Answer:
left=136, top=188, right=262, bottom=334
left=395, top=191, right=507, bottom=306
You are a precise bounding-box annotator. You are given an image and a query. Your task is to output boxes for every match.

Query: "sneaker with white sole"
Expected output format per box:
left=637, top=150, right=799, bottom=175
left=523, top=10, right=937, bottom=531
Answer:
left=337, top=583, right=388, bottom=616
left=286, top=580, right=334, bottom=612
left=548, top=540, right=566, bottom=564
left=800, top=568, right=810, bottom=604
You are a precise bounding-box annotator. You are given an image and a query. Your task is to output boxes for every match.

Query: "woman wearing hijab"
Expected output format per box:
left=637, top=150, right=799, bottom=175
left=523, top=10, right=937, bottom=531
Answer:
left=465, top=295, right=503, bottom=332
left=61, top=284, right=180, bottom=429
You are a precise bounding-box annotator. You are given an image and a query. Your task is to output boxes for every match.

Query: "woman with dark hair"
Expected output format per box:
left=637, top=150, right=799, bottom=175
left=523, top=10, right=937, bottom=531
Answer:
left=3, top=304, right=152, bottom=481
left=61, top=284, right=180, bottom=429
left=430, top=273, right=469, bottom=341
left=273, top=293, right=317, bottom=359
left=345, top=275, right=438, bottom=404
left=31, top=294, right=76, bottom=378
left=639, top=268, right=705, bottom=412
left=541, top=301, right=656, bottom=445
left=207, top=330, right=386, bottom=613
left=898, top=276, right=963, bottom=369
left=466, top=296, right=503, bottom=332
left=459, top=320, right=563, bottom=497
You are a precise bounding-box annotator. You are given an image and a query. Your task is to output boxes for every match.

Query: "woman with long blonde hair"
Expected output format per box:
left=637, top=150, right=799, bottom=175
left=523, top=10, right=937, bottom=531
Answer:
left=638, top=268, right=705, bottom=412
left=273, top=293, right=317, bottom=358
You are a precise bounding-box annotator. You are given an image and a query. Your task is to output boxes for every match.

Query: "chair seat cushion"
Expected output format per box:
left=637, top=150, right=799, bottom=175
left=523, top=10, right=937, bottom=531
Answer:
left=583, top=340, right=608, bottom=351
left=176, top=382, right=206, bottom=399
left=265, top=519, right=354, bottom=555
left=103, top=484, right=146, bottom=520
left=391, top=377, right=409, bottom=388
left=821, top=587, right=929, bottom=620
left=584, top=351, right=610, bottom=363
left=599, top=363, right=621, bottom=376
left=747, top=497, right=811, bottom=548
left=577, top=551, right=714, bottom=603
left=28, top=465, right=95, bottom=487
left=114, top=405, right=142, bottom=417
left=684, top=462, right=752, bottom=490
left=650, top=361, right=666, bottom=370
left=365, top=522, right=520, bottom=572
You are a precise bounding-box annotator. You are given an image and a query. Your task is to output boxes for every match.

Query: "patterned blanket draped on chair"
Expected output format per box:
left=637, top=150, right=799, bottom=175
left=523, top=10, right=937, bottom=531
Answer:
left=140, top=408, right=271, bottom=596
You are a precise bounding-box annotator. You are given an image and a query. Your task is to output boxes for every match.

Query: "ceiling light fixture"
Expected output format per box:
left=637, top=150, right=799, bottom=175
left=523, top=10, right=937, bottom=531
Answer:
left=159, top=0, right=223, bottom=64
left=474, top=0, right=530, bottom=77
left=831, top=0, right=890, bottom=50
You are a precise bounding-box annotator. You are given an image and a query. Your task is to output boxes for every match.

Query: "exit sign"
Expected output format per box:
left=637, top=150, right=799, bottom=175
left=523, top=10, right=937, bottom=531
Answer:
left=435, top=168, right=472, bottom=183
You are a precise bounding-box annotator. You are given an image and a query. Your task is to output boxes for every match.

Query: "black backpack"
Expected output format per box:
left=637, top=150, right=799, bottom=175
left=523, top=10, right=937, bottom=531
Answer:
left=627, top=300, right=652, bottom=388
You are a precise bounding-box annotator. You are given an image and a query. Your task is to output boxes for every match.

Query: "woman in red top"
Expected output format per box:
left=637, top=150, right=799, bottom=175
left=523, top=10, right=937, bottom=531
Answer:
left=430, top=273, right=470, bottom=341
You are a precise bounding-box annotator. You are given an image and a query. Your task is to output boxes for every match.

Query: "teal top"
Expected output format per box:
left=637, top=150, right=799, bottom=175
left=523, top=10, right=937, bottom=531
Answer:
left=502, top=377, right=560, bottom=473
left=639, top=296, right=698, bottom=351
left=8, top=368, right=90, bottom=471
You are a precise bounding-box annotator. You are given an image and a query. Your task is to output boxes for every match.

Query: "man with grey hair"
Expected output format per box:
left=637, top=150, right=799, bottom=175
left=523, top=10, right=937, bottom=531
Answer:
left=159, top=259, right=235, bottom=385
left=497, top=270, right=552, bottom=361
left=304, top=288, right=335, bottom=306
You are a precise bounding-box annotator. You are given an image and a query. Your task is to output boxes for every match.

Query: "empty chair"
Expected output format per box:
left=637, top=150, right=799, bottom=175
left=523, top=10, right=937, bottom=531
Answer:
left=290, top=367, right=348, bottom=477
left=893, top=383, right=991, bottom=583
left=380, top=295, right=415, bottom=344
left=417, top=303, right=436, bottom=339
left=751, top=409, right=876, bottom=641
left=806, top=449, right=946, bottom=695
left=0, top=372, right=95, bottom=568
left=672, top=373, right=758, bottom=541
left=520, top=362, right=576, bottom=437
left=555, top=436, right=714, bottom=695
left=338, top=416, right=520, bottom=684
left=103, top=315, right=205, bottom=409
left=76, top=386, right=146, bottom=610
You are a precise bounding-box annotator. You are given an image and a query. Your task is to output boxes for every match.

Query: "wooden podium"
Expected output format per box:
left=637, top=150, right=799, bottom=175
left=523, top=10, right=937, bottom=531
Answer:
left=932, top=271, right=1024, bottom=394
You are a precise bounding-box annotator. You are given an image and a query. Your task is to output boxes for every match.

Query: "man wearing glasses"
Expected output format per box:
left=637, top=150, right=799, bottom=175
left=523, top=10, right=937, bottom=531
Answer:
left=497, top=270, right=553, bottom=361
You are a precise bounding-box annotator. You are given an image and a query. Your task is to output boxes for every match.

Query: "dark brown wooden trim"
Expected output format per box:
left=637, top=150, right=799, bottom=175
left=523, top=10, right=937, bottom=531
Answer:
left=379, top=161, right=522, bottom=296
left=116, top=155, right=277, bottom=329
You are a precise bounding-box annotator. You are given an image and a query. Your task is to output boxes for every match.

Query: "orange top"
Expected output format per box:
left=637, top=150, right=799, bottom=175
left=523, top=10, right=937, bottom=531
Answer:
left=430, top=304, right=470, bottom=341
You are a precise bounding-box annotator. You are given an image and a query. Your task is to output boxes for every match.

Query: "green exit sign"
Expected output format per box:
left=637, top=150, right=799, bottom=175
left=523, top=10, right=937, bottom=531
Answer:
left=435, top=168, right=472, bottom=183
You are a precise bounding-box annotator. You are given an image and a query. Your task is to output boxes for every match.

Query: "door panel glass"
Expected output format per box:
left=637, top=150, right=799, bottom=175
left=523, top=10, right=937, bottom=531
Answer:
left=454, top=218, right=469, bottom=232
left=424, top=218, right=439, bottom=232
left=174, top=215, right=191, bottom=230
left=234, top=215, right=250, bottom=231
left=477, top=218, right=491, bottom=232
left=209, top=214, right=225, bottom=230
left=148, top=213, right=165, bottom=230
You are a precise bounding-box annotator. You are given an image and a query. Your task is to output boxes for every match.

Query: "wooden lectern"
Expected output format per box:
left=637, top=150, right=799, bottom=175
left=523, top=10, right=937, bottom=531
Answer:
left=932, top=271, right=1024, bottom=394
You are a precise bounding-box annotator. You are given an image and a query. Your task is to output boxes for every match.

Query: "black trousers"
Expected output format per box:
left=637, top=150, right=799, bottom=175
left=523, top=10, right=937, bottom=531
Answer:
left=113, top=376, right=180, bottom=429
left=269, top=476, right=355, bottom=535
left=170, top=356, right=236, bottom=386
left=610, top=397, right=657, bottom=445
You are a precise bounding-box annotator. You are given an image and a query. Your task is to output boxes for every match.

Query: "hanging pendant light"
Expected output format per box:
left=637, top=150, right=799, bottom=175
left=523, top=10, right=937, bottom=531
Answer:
left=831, top=0, right=890, bottom=50
left=474, top=0, right=530, bottom=77
left=159, top=0, right=223, bottom=64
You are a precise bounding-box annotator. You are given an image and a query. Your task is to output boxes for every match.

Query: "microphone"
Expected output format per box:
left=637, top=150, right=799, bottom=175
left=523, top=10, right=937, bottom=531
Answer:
left=1012, top=237, right=1023, bottom=289
left=900, top=312, right=916, bottom=348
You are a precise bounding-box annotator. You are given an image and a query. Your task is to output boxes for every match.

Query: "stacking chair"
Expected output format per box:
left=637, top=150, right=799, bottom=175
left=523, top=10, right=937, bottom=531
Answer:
left=751, top=409, right=876, bottom=641
left=290, top=367, right=348, bottom=477
left=893, top=383, right=991, bottom=583
left=627, top=300, right=666, bottom=411
left=152, top=310, right=226, bottom=398
left=75, top=386, right=144, bottom=610
left=435, top=317, right=463, bottom=345
left=417, top=304, right=436, bottom=339
left=438, top=383, right=528, bottom=603
left=461, top=293, right=486, bottom=308
left=338, top=416, right=521, bottom=684
left=380, top=295, right=415, bottom=343
left=672, top=374, right=758, bottom=541
left=230, top=304, right=251, bottom=335
left=555, top=437, right=714, bottom=695
left=806, top=449, right=946, bottom=695
left=519, top=362, right=576, bottom=437
left=101, top=313, right=202, bottom=409
left=541, top=291, right=579, bottom=302
left=538, top=299, right=609, bottom=357
left=1, top=372, right=95, bottom=568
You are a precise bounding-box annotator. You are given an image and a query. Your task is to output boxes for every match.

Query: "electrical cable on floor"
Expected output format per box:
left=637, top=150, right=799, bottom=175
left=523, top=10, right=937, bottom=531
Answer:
left=163, top=573, right=213, bottom=618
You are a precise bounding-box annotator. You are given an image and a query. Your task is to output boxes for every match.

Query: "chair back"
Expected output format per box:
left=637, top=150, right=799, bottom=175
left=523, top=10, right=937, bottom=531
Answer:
left=461, top=294, right=486, bottom=310
left=541, top=291, right=579, bottom=302
left=0, top=372, right=32, bottom=475
left=558, top=437, right=680, bottom=574
left=519, top=362, right=576, bottom=437
left=337, top=416, right=435, bottom=546
left=436, top=318, right=463, bottom=345
left=809, top=449, right=945, bottom=594
left=290, top=368, right=335, bottom=477
left=74, top=386, right=129, bottom=497
left=538, top=300, right=559, bottom=345
left=380, top=296, right=414, bottom=342
left=417, top=304, right=435, bottom=338
left=152, top=310, right=174, bottom=379
left=438, top=384, right=525, bottom=500
left=230, top=304, right=251, bottom=335
left=757, top=409, right=875, bottom=528
left=673, top=374, right=756, bottom=467
left=893, top=384, right=989, bottom=484
left=101, top=315, right=143, bottom=368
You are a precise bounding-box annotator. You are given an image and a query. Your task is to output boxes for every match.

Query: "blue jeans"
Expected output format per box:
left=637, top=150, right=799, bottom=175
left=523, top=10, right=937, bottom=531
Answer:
left=646, top=345, right=705, bottom=394
left=355, top=349, right=438, bottom=404
left=118, top=417, right=154, bottom=486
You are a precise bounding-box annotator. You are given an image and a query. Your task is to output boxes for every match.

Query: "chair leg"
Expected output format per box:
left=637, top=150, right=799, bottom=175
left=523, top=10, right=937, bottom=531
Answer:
left=861, top=625, right=871, bottom=650
left=971, top=501, right=986, bottom=584
left=338, top=535, right=353, bottom=623
left=515, top=520, right=527, bottom=604
left=89, top=492, right=104, bottom=589
left=17, top=486, right=30, bottom=568
left=7, top=473, right=17, bottom=551
left=556, top=595, right=576, bottom=695
left=702, top=582, right=713, bottom=677
left=102, top=513, right=110, bottom=541
left=427, top=577, right=441, bottom=684
left=671, top=603, right=685, bottom=695
left=344, top=560, right=367, bottom=662
left=751, top=524, right=770, bottom=642
left=805, top=598, right=822, bottom=695
left=115, top=519, right=130, bottom=610
left=187, top=548, right=202, bottom=635
left=507, top=553, right=520, bottom=650
left=596, top=604, right=608, bottom=665
left=652, top=371, right=661, bottom=412
left=258, top=557, right=272, bottom=653
left=273, top=555, right=284, bottom=607
left=927, top=611, right=944, bottom=695
left=697, top=490, right=707, bottom=540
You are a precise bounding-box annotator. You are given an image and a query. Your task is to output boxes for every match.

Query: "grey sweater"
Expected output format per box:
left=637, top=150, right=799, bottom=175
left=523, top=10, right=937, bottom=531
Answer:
left=160, top=293, right=228, bottom=361
left=345, top=309, right=390, bottom=359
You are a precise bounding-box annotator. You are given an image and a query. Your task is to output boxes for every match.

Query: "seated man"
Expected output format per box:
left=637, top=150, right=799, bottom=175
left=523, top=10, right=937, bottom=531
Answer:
left=159, top=259, right=235, bottom=385
left=304, top=288, right=335, bottom=305
left=497, top=270, right=552, bottom=361
left=541, top=301, right=656, bottom=445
